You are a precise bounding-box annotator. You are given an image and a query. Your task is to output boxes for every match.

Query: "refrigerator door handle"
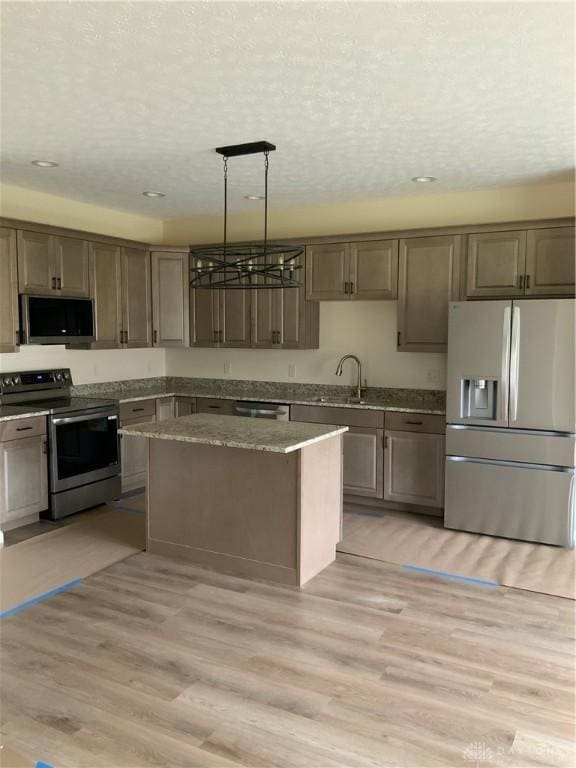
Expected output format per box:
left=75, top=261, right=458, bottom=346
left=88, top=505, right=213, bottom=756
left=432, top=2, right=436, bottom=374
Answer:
left=500, top=305, right=512, bottom=423
left=510, top=304, right=521, bottom=424
left=446, top=455, right=575, bottom=473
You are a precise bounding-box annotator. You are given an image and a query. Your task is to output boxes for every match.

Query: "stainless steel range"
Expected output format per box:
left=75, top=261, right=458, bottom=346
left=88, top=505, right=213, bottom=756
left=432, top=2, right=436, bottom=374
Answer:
left=0, top=368, right=121, bottom=519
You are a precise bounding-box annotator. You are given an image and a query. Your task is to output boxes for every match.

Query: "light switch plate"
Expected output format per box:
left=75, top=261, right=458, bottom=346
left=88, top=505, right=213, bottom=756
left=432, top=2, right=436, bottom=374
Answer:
left=288, top=364, right=296, bottom=378
left=426, top=368, right=441, bottom=385
left=224, top=360, right=232, bottom=375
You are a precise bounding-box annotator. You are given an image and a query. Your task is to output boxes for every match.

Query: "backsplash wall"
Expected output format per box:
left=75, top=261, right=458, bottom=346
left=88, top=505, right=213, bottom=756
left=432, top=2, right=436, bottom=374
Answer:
left=0, top=346, right=166, bottom=384
left=166, top=302, right=447, bottom=390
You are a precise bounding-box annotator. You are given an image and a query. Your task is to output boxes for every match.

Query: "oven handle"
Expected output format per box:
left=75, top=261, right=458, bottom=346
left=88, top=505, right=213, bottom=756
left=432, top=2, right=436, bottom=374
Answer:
left=52, top=411, right=118, bottom=426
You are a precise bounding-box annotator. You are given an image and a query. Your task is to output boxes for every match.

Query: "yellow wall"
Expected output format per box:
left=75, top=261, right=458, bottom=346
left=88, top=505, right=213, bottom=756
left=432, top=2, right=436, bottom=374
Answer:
left=163, top=181, right=575, bottom=244
left=0, top=183, right=164, bottom=243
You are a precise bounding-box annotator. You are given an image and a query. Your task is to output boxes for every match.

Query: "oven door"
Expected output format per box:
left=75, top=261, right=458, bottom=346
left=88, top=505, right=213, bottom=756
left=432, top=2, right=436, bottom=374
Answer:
left=49, top=408, right=120, bottom=492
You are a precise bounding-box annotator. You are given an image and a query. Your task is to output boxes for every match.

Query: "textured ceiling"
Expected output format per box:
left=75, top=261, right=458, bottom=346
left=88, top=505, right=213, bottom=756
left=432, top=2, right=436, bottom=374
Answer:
left=1, top=1, right=574, bottom=218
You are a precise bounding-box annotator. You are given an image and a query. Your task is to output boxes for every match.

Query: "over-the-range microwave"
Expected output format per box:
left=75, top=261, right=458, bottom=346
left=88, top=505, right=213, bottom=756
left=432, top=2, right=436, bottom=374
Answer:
left=20, top=294, right=96, bottom=344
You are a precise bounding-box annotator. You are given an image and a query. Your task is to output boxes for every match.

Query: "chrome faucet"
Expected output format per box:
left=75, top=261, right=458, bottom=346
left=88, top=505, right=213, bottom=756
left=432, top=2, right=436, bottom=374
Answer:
left=335, top=354, right=365, bottom=402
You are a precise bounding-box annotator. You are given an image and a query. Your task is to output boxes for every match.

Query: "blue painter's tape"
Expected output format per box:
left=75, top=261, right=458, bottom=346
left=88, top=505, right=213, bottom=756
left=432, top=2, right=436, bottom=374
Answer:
left=402, top=564, right=499, bottom=587
left=0, top=578, right=83, bottom=620
left=35, top=762, right=55, bottom=768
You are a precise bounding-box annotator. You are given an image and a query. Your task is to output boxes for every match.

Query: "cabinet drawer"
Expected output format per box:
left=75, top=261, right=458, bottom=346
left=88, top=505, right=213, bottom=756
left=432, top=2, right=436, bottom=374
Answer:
left=291, top=404, right=384, bottom=429
left=385, top=412, right=445, bottom=434
left=120, top=399, right=156, bottom=423
left=0, top=416, right=47, bottom=442
left=195, top=397, right=236, bottom=415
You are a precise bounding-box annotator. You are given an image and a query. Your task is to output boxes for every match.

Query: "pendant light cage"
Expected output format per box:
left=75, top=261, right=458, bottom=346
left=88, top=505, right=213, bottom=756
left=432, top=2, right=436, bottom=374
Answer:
left=190, top=142, right=303, bottom=289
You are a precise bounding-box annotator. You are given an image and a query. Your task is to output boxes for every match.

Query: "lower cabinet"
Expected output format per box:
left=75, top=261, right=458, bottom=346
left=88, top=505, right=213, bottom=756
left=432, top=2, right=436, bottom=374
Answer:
left=384, top=413, right=445, bottom=509
left=343, top=428, right=384, bottom=498
left=175, top=397, right=196, bottom=417
left=119, top=399, right=156, bottom=492
left=195, top=397, right=236, bottom=416
left=156, top=397, right=175, bottom=421
left=0, top=418, right=48, bottom=530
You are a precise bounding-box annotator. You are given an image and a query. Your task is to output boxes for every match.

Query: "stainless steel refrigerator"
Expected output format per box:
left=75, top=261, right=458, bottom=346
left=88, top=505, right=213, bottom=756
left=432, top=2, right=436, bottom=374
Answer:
left=444, top=299, right=575, bottom=547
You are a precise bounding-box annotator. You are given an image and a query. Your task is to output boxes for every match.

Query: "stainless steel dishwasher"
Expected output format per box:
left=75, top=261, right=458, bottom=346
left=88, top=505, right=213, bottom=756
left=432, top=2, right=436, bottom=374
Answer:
left=234, top=401, right=290, bottom=421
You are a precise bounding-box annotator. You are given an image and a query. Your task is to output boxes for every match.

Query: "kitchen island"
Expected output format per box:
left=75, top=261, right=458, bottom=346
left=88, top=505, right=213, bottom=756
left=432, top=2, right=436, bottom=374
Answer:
left=119, top=414, right=348, bottom=586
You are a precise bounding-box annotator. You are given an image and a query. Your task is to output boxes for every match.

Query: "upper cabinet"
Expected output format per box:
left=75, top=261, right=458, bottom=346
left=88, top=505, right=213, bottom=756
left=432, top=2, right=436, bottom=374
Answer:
left=190, top=287, right=251, bottom=348
left=0, top=228, right=19, bottom=353
left=89, top=244, right=152, bottom=349
left=253, top=253, right=319, bottom=349
left=525, top=227, right=575, bottom=296
left=121, top=247, right=152, bottom=348
left=464, top=226, right=574, bottom=299
left=17, top=230, right=90, bottom=297
left=465, top=231, right=526, bottom=298
left=397, top=235, right=462, bottom=352
left=151, top=250, right=190, bottom=348
left=306, top=240, right=398, bottom=300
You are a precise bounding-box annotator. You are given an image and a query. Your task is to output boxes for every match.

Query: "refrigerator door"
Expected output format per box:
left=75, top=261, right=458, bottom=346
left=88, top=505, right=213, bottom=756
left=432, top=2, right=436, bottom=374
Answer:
left=445, top=456, right=575, bottom=547
left=446, top=301, right=512, bottom=427
left=510, top=299, right=575, bottom=432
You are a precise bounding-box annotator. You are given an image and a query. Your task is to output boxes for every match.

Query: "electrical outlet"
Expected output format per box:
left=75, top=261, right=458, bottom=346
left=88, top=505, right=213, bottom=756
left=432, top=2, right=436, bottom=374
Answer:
left=224, top=360, right=232, bottom=375
left=426, top=368, right=441, bottom=385
left=288, top=364, right=296, bottom=378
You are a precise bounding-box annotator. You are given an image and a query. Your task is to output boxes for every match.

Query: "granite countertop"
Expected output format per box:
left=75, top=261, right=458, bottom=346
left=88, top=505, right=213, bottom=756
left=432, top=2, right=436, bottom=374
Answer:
left=0, top=407, right=49, bottom=423
left=119, top=413, right=348, bottom=454
left=73, top=377, right=446, bottom=416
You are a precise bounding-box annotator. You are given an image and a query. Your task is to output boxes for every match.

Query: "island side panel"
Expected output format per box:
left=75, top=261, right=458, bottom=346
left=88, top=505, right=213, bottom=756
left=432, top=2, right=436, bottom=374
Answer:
left=297, top=434, right=343, bottom=586
left=147, top=439, right=301, bottom=584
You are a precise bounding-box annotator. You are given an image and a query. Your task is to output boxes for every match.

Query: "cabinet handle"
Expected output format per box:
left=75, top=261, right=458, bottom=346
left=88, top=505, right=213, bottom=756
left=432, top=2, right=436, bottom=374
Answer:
left=350, top=282, right=354, bottom=295
left=132, top=407, right=145, bottom=412
left=344, top=282, right=350, bottom=295
left=16, top=426, right=33, bottom=432
left=384, top=435, right=389, bottom=448
left=208, top=405, right=220, bottom=410
left=43, top=440, right=47, bottom=454
left=51, top=277, right=56, bottom=289
left=57, top=277, right=62, bottom=289
left=219, top=330, right=223, bottom=343
left=153, top=330, right=158, bottom=344
left=518, top=275, right=523, bottom=289
left=15, top=330, right=20, bottom=345
left=525, top=275, right=530, bottom=290
left=405, top=420, right=424, bottom=426
left=397, top=331, right=401, bottom=347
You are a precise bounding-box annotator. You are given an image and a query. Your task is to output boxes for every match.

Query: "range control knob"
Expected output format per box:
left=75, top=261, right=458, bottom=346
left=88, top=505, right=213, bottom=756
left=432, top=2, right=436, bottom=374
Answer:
left=13, top=376, right=21, bottom=385
left=3, top=377, right=13, bottom=386
left=63, top=371, right=70, bottom=380
left=55, top=372, right=63, bottom=381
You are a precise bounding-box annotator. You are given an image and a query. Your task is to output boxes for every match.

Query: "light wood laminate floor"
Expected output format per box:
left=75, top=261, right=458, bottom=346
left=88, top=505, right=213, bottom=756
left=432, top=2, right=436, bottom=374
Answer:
left=1, top=552, right=574, bottom=767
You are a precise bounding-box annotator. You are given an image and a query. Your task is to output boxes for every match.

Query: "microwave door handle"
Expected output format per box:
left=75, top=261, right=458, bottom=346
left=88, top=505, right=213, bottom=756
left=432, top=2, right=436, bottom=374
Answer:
left=509, top=304, right=521, bottom=424
left=500, top=304, right=511, bottom=423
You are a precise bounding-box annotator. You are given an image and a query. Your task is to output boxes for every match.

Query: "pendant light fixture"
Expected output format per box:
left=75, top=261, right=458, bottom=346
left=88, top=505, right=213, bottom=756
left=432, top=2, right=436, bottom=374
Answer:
left=190, top=141, right=303, bottom=289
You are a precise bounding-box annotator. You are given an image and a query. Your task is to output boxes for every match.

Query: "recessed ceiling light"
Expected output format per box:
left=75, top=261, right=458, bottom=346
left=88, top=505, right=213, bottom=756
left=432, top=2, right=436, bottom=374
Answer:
left=411, top=176, right=437, bottom=183
left=31, top=160, right=59, bottom=167
left=142, top=191, right=165, bottom=198
left=244, top=195, right=265, bottom=200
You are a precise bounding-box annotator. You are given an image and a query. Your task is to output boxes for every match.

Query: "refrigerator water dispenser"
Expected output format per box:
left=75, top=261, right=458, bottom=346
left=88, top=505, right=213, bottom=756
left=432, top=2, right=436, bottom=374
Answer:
left=460, top=378, right=497, bottom=420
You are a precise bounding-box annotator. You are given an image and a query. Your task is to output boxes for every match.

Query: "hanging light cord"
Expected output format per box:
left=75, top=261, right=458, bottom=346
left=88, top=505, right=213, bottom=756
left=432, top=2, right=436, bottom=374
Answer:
left=222, top=156, right=228, bottom=257
left=264, top=150, right=269, bottom=259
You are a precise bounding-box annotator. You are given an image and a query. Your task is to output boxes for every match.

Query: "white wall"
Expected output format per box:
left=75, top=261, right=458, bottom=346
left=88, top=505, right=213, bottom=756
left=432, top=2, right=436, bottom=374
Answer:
left=166, top=302, right=446, bottom=390
left=0, top=346, right=165, bottom=384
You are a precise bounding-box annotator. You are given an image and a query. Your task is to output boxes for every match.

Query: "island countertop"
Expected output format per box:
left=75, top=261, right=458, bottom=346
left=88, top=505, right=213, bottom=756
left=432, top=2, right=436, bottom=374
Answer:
left=119, top=413, right=348, bottom=454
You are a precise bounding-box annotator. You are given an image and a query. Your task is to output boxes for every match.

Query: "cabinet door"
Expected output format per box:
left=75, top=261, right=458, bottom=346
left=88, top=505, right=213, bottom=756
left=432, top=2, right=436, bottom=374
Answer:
left=175, top=397, right=196, bottom=417
left=195, top=398, right=236, bottom=416
left=349, top=240, right=398, bottom=300
left=466, top=231, right=526, bottom=298
left=398, top=235, right=462, bottom=352
left=306, top=243, right=350, bottom=300
left=191, top=288, right=220, bottom=346
left=121, top=248, right=152, bottom=347
left=120, top=415, right=156, bottom=493
left=384, top=430, right=445, bottom=508
left=525, top=227, right=575, bottom=296
left=343, top=427, right=384, bottom=498
left=53, top=236, right=90, bottom=297
left=151, top=251, right=190, bottom=347
left=89, top=243, right=122, bottom=349
left=0, top=228, right=20, bottom=352
left=156, top=397, right=175, bottom=421
left=17, top=230, right=54, bottom=294
left=252, top=266, right=283, bottom=348
left=0, top=435, right=48, bottom=529
left=220, top=289, right=251, bottom=347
